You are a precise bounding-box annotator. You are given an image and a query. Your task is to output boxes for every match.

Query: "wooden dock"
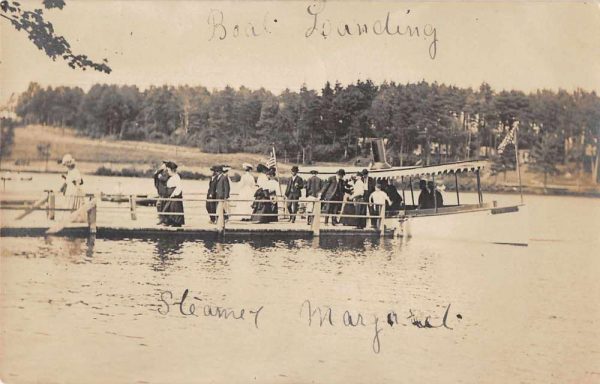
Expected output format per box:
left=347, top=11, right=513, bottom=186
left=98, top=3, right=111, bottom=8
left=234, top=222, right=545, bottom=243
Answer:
left=0, top=194, right=400, bottom=239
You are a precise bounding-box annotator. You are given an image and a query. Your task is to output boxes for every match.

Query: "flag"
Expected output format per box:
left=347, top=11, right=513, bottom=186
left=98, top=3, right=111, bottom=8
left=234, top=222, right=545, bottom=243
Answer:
left=497, top=124, right=518, bottom=155
left=265, top=147, right=277, bottom=168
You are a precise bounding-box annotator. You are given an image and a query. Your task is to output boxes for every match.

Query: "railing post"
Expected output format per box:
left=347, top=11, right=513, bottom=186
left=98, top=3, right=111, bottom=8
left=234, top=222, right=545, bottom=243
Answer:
left=216, top=200, right=225, bottom=234
left=88, top=197, right=97, bottom=235
left=311, top=200, right=321, bottom=236
left=379, top=203, right=386, bottom=236
left=129, top=195, right=137, bottom=220
left=48, top=191, right=55, bottom=220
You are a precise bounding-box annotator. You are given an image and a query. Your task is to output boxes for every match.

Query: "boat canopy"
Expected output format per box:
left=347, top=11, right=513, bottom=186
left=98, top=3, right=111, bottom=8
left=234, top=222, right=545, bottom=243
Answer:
left=297, top=160, right=488, bottom=180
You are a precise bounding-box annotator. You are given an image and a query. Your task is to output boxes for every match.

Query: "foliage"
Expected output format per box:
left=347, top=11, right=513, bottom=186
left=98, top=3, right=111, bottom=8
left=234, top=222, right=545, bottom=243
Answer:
left=0, top=117, right=17, bottom=158
left=12, top=81, right=600, bottom=177
left=0, top=0, right=111, bottom=73
left=530, top=133, right=562, bottom=187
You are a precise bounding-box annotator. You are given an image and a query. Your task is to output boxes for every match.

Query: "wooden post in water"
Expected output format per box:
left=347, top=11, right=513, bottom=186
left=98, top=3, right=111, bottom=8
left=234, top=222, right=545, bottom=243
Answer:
left=87, top=197, right=97, bottom=235
left=311, top=200, right=321, bottom=236
left=48, top=191, right=55, bottom=220
left=379, top=203, right=386, bottom=236
left=216, top=200, right=225, bottom=235
left=129, top=195, right=137, bottom=220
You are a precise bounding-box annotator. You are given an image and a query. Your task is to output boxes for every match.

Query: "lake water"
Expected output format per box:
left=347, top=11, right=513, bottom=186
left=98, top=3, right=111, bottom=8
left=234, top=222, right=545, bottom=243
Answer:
left=1, top=174, right=599, bottom=383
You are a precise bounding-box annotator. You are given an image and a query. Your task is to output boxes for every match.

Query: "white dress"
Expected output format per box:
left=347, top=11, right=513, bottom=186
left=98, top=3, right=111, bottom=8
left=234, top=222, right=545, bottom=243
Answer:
left=64, top=168, right=84, bottom=210
left=61, top=167, right=85, bottom=222
left=236, top=172, right=256, bottom=217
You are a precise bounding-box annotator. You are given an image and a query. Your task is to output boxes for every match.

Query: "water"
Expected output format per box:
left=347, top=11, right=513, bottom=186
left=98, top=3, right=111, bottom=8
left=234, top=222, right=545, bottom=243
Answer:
left=1, top=178, right=599, bottom=383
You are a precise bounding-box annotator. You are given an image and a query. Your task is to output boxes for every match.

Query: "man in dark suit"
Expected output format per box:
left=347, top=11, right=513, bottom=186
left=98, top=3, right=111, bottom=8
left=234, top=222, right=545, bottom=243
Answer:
left=361, top=169, right=376, bottom=225
left=320, top=169, right=352, bottom=225
left=417, top=179, right=433, bottom=209
left=206, top=166, right=219, bottom=223
left=361, top=169, right=376, bottom=201
left=214, top=166, right=231, bottom=220
left=305, top=170, right=323, bottom=198
left=285, top=165, right=304, bottom=223
left=305, top=170, right=322, bottom=225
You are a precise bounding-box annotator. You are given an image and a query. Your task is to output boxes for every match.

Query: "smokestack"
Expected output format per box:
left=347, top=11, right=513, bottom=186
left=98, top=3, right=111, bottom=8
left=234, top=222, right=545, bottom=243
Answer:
left=370, top=138, right=391, bottom=169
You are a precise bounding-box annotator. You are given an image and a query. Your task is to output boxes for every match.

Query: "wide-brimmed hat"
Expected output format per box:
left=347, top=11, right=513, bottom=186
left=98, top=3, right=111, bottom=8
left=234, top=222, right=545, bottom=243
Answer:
left=61, top=154, right=75, bottom=166
left=242, top=163, right=253, bottom=170
left=336, top=169, right=345, bottom=176
left=165, top=161, right=178, bottom=171
left=361, top=169, right=369, bottom=176
left=256, top=164, right=268, bottom=173
left=291, top=166, right=299, bottom=172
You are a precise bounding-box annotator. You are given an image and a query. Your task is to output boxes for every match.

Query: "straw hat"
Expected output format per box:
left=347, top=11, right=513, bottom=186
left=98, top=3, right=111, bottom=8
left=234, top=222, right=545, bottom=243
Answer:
left=61, top=154, right=75, bottom=166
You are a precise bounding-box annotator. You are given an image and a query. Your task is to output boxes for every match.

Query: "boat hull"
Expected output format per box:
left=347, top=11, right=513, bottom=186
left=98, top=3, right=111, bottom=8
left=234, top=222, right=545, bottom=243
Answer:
left=397, top=204, right=529, bottom=245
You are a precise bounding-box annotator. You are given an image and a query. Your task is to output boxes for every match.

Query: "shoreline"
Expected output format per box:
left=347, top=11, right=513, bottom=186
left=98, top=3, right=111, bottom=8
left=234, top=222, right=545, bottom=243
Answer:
left=2, top=164, right=599, bottom=199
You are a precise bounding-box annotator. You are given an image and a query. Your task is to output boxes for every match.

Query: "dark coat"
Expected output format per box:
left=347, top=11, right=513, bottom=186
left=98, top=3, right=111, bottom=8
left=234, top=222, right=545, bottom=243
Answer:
left=285, top=175, right=304, bottom=199
left=153, top=169, right=170, bottom=197
left=320, top=176, right=352, bottom=202
left=418, top=189, right=433, bottom=209
left=207, top=175, right=218, bottom=199
left=306, top=175, right=323, bottom=198
left=362, top=176, right=376, bottom=200
left=214, top=174, right=230, bottom=199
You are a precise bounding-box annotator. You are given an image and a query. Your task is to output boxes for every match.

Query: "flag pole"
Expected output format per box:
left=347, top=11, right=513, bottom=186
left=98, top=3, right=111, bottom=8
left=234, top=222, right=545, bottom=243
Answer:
left=514, top=123, right=524, bottom=204
left=272, top=145, right=287, bottom=218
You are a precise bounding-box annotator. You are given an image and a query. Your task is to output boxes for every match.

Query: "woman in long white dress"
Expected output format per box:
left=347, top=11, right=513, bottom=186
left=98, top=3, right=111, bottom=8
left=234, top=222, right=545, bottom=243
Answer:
left=236, top=163, right=256, bottom=221
left=60, top=154, right=85, bottom=221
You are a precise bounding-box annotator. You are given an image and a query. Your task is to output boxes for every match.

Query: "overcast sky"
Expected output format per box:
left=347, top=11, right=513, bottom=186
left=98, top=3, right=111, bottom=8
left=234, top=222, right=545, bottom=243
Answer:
left=2, top=1, right=600, bottom=103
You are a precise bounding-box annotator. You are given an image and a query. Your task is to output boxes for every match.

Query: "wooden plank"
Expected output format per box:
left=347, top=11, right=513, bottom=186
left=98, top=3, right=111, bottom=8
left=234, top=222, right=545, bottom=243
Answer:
left=46, top=200, right=95, bottom=235
left=15, top=196, right=48, bottom=220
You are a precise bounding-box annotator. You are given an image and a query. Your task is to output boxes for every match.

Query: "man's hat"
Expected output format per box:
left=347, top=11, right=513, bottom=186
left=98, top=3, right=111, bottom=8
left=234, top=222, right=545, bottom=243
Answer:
left=310, top=170, right=318, bottom=174
left=337, top=169, right=346, bottom=176
left=419, top=179, right=427, bottom=188
left=268, top=167, right=277, bottom=176
left=242, top=163, right=253, bottom=170
left=361, top=169, right=369, bottom=176
left=427, top=180, right=435, bottom=188
left=291, top=165, right=299, bottom=172
left=165, top=161, right=178, bottom=171
left=256, top=164, right=268, bottom=173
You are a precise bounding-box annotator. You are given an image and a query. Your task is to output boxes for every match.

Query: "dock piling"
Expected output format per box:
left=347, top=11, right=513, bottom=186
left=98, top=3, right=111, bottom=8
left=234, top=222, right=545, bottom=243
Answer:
left=311, top=200, right=321, bottom=236
left=88, top=197, right=97, bottom=235
left=216, top=200, right=225, bottom=234
left=48, top=191, right=55, bottom=220
left=379, top=203, right=386, bottom=236
left=129, top=195, right=137, bottom=220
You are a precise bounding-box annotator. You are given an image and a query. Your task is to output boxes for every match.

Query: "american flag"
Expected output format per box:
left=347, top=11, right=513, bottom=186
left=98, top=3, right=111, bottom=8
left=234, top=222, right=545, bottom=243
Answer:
left=265, top=147, right=277, bottom=168
left=497, top=123, right=518, bottom=155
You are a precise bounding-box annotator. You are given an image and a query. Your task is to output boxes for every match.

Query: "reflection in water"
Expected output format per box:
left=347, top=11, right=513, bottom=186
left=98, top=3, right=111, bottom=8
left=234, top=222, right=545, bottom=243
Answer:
left=151, top=237, right=187, bottom=272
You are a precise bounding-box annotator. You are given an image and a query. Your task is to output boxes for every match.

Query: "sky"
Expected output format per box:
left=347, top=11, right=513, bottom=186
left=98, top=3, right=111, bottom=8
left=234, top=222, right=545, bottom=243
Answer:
left=2, top=0, right=600, bottom=103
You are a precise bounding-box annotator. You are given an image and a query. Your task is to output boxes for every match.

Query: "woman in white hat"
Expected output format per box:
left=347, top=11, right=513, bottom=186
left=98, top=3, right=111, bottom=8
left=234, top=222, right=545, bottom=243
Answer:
left=235, top=163, right=256, bottom=221
left=60, top=154, right=85, bottom=217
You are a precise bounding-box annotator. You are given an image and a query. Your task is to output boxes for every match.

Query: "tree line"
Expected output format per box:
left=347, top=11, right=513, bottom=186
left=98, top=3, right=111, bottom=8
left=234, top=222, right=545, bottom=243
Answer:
left=12, top=81, right=600, bottom=173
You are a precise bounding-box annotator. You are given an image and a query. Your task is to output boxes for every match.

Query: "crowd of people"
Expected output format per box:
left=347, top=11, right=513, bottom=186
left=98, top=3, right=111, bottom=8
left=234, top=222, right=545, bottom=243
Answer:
left=56, top=155, right=443, bottom=228
left=151, top=161, right=445, bottom=228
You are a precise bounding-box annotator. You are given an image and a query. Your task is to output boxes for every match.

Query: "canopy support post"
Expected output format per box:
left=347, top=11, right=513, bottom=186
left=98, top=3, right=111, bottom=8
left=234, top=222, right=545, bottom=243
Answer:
left=454, top=172, right=460, bottom=206
left=476, top=169, right=483, bottom=206
left=401, top=176, right=406, bottom=210
left=409, top=177, right=415, bottom=206
left=432, top=174, right=438, bottom=213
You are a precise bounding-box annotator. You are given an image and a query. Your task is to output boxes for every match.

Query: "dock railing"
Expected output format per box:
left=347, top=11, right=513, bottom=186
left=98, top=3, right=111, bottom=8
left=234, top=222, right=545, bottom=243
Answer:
left=113, top=195, right=388, bottom=236
left=1, top=191, right=389, bottom=236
